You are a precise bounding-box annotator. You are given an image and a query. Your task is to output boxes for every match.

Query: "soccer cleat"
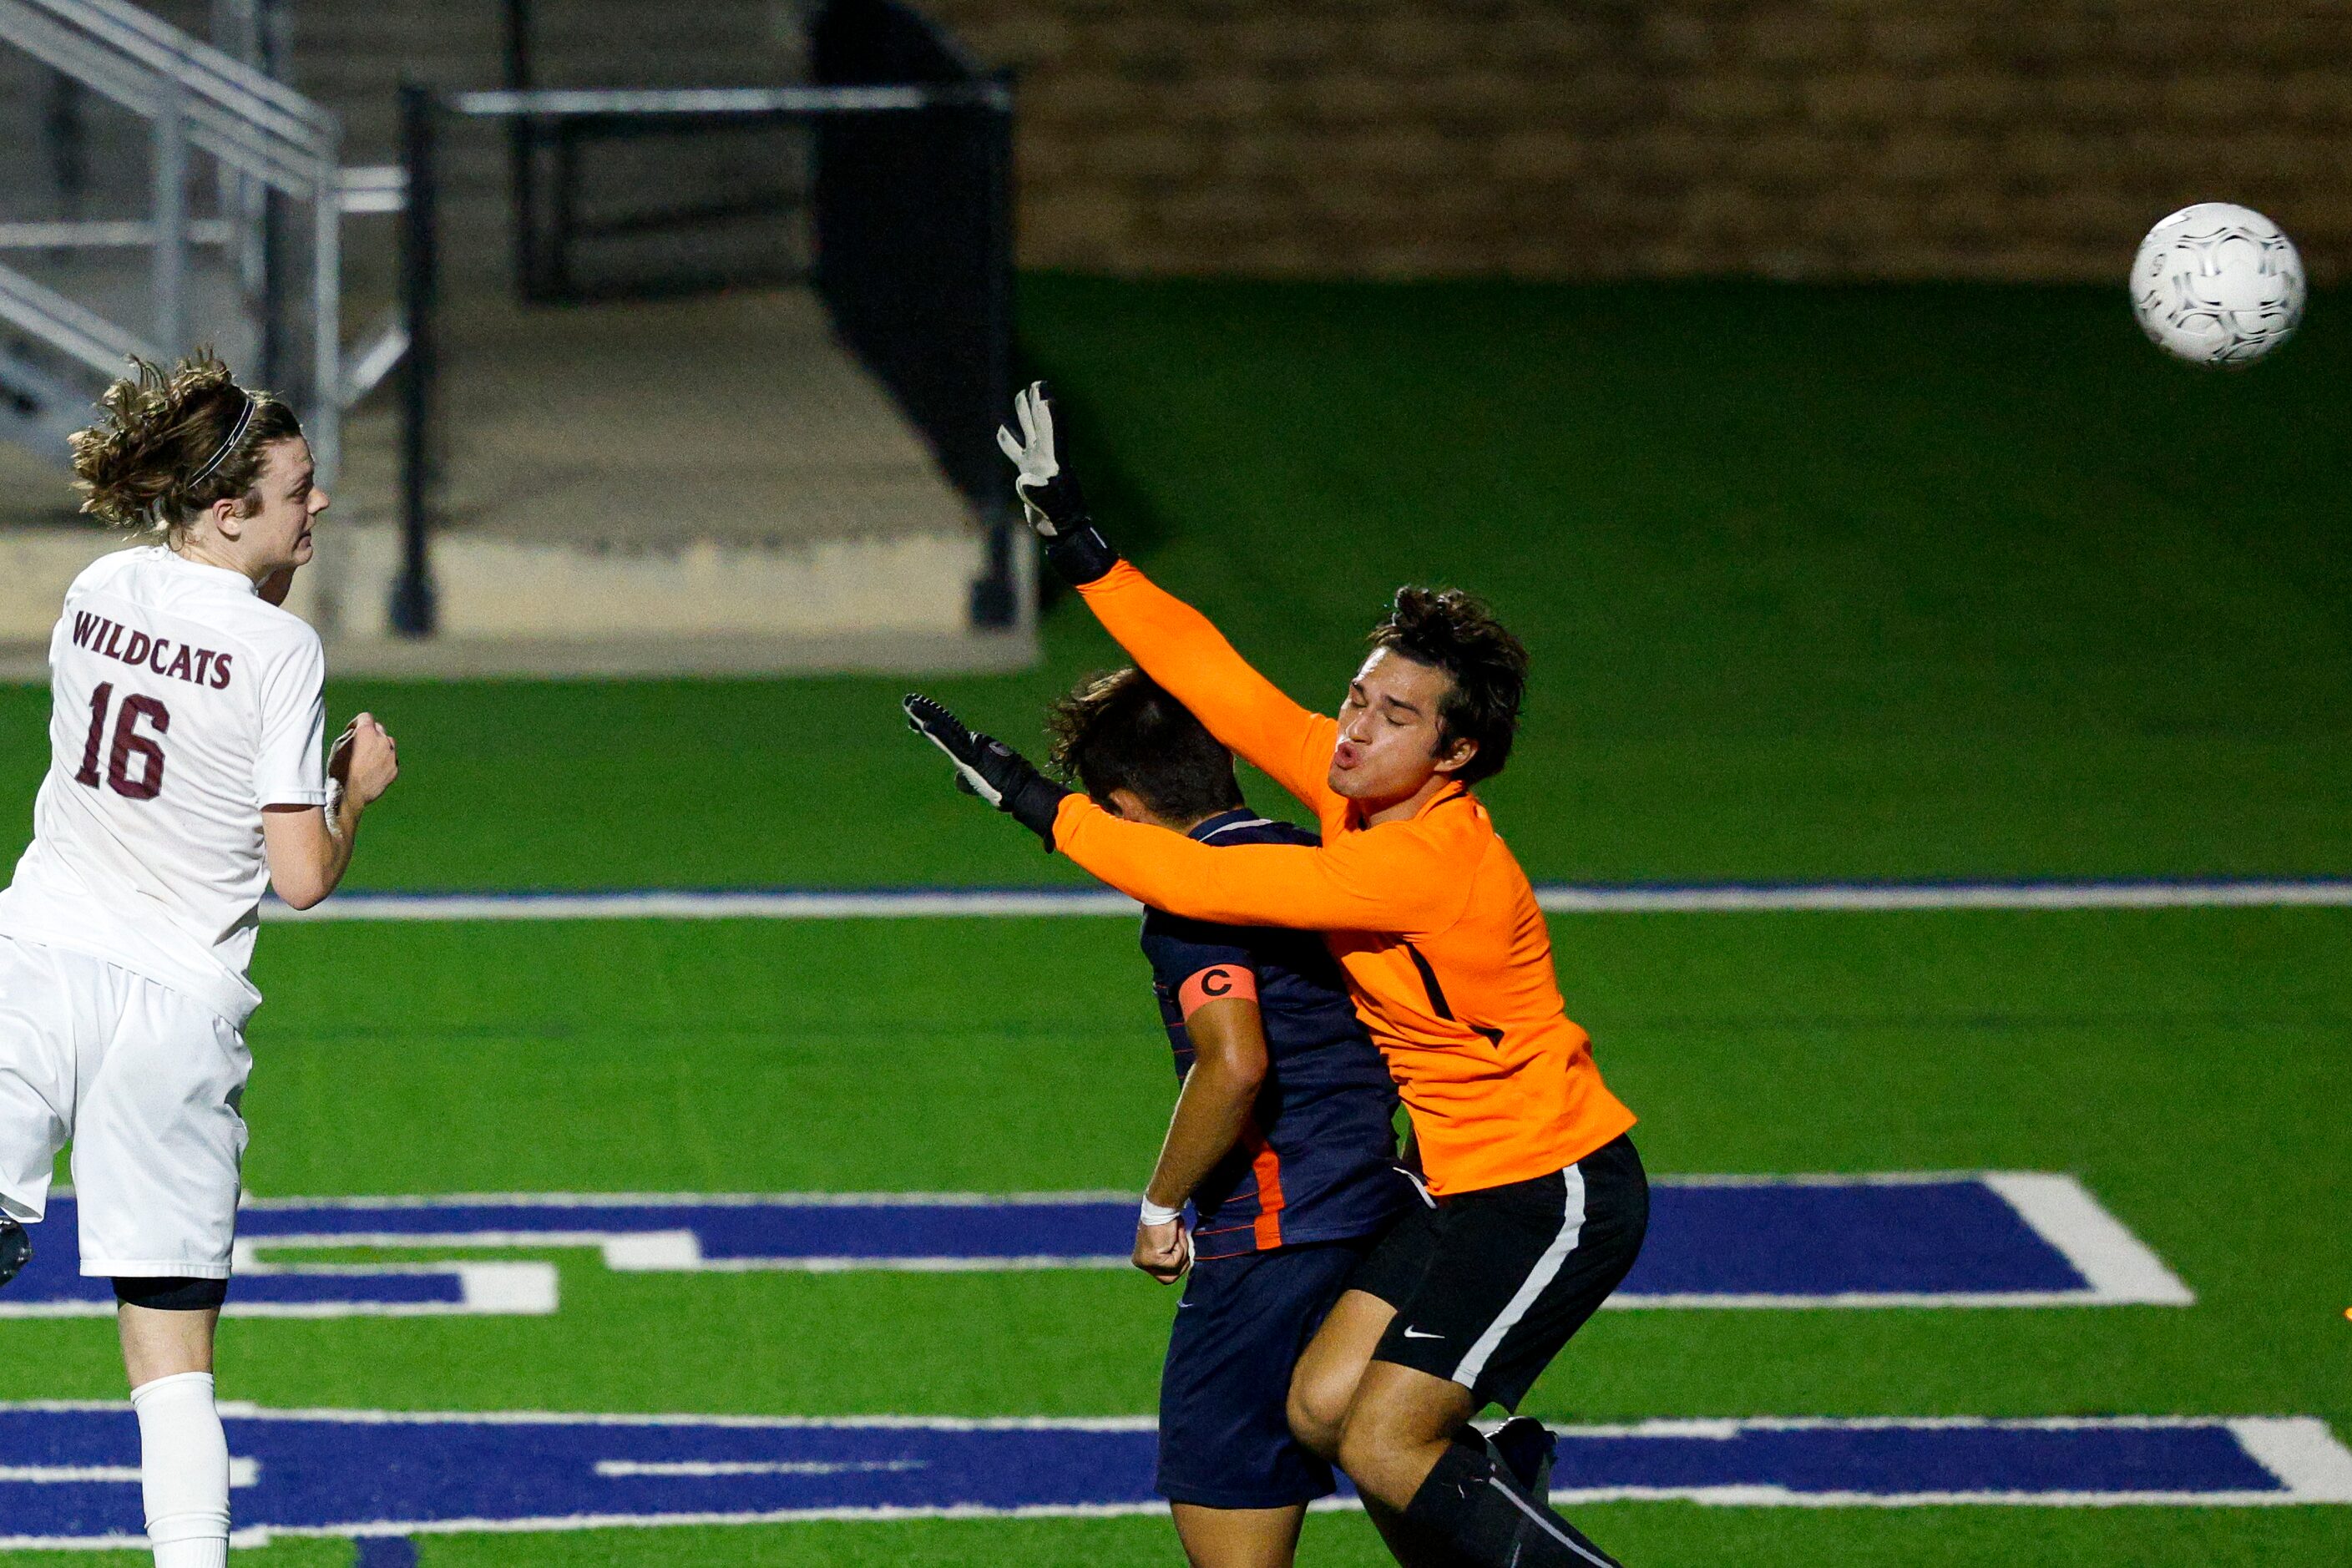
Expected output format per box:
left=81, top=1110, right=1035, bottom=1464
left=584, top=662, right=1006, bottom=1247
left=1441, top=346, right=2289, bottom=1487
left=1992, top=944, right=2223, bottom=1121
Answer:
left=1487, top=1415, right=1558, bottom=1500
left=0, top=1216, right=29, bottom=1290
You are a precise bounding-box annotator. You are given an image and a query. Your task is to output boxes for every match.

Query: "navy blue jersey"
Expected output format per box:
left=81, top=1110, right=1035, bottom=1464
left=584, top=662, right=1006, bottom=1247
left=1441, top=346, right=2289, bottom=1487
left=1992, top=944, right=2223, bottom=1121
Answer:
left=1140, top=809, right=1404, bottom=1260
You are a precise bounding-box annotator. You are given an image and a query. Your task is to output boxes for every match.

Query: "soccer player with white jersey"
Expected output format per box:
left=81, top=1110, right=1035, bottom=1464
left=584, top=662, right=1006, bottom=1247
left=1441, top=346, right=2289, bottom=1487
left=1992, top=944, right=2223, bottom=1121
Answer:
left=0, top=355, right=398, bottom=1568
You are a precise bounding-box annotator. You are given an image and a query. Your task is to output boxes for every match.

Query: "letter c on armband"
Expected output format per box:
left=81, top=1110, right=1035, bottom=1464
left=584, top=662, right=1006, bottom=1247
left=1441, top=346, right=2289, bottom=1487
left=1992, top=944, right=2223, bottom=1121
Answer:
left=1177, top=964, right=1259, bottom=1019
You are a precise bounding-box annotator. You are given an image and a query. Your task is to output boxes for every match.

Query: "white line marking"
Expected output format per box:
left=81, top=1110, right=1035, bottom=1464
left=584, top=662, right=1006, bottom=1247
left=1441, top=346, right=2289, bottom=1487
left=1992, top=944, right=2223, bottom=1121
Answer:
left=1980, top=1172, right=2196, bottom=1306
left=0, top=1400, right=1166, bottom=1432
left=260, top=879, right=2352, bottom=923
left=1606, top=1289, right=2148, bottom=1309
left=602, top=1232, right=703, bottom=1270
left=0, top=1299, right=555, bottom=1320
left=235, top=1190, right=1136, bottom=1211
left=1538, top=1487, right=2330, bottom=1507
left=594, top=1460, right=927, bottom=1479
left=457, top=1262, right=561, bottom=1314
left=0, top=1459, right=260, bottom=1487
left=2232, top=1418, right=2352, bottom=1502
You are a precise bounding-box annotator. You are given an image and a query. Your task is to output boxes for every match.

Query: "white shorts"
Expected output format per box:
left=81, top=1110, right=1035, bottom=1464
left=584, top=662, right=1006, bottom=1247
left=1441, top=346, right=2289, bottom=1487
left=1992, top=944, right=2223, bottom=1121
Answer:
left=0, top=936, right=250, bottom=1279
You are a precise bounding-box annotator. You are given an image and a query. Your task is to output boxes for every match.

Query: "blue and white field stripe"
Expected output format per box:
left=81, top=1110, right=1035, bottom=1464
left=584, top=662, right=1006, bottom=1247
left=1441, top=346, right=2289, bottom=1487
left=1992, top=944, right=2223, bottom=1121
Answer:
left=3, top=1405, right=2347, bottom=1546
left=0, top=1173, right=2189, bottom=1318
left=261, top=878, right=2352, bottom=922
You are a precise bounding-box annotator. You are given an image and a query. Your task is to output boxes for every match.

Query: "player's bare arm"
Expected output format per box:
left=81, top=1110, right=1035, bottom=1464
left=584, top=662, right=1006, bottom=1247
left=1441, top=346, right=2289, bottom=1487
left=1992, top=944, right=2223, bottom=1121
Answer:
left=1135, top=992, right=1268, bottom=1283
left=262, top=715, right=400, bottom=910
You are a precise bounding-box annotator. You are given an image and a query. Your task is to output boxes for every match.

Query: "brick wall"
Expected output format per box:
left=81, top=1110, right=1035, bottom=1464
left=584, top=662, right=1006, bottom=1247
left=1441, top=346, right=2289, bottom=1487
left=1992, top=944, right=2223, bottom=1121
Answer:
left=922, top=1, right=2351, bottom=281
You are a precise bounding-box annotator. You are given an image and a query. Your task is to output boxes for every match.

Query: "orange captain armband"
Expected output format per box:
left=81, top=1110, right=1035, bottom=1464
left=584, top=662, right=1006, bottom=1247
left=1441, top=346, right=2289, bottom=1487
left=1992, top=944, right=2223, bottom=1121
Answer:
left=1177, top=964, right=1259, bottom=1018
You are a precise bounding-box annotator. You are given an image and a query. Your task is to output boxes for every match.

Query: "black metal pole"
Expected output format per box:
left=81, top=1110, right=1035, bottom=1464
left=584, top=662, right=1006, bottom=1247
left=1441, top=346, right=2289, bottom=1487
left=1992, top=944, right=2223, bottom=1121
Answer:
left=968, top=78, right=1019, bottom=630
left=503, top=0, right=543, bottom=300
left=392, top=83, right=438, bottom=638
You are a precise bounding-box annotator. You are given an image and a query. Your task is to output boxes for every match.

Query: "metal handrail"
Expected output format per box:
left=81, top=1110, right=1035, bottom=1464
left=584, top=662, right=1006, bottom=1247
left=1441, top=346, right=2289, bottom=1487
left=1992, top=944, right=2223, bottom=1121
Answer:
left=29, top=0, right=333, bottom=141
left=0, top=261, right=163, bottom=377
left=449, top=83, right=1009, bottom=116
left=0, top=0, right=357, bottom=488
left=0, top=1, right=331, bottom=195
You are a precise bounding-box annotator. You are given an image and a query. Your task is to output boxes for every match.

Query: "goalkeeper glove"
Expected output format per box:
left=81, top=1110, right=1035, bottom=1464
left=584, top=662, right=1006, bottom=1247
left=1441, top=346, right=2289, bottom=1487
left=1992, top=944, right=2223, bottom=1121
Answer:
left=903, top=694, right=1070, bottom=845
left=996, top=380, right=1119, bottom=585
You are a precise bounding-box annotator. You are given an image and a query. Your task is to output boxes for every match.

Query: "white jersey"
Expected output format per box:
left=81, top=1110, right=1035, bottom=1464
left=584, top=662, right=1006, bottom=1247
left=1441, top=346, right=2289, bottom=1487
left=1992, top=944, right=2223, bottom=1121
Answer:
left=0, top=546, right=326, bottom=1025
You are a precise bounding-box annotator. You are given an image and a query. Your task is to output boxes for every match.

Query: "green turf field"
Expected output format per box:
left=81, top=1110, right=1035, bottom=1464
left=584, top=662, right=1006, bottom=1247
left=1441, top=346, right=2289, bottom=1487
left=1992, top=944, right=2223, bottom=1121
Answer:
left=3, top=280, right=2349, bottom=1565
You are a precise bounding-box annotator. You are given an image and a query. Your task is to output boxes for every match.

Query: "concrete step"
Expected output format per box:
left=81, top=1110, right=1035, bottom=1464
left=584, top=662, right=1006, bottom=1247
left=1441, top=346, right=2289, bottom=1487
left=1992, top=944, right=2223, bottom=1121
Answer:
left=0, top=518, right=1024, bottom=678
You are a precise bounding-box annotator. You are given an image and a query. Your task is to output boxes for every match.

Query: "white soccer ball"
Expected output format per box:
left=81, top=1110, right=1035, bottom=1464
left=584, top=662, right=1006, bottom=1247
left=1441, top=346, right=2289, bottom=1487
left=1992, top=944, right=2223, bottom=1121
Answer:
left=2131, top=203, right=2305, bottom=367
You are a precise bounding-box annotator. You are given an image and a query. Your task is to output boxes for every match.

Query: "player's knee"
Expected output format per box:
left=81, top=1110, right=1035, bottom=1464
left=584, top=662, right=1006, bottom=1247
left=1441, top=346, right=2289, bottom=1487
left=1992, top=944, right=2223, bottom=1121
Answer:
left=1285, top=1366, right=1346, bottom=1460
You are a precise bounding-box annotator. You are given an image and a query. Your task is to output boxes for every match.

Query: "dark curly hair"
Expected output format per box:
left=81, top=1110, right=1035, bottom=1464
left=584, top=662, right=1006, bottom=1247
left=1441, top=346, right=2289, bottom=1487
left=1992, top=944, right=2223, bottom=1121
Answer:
left=70, top=352, right=303, bottom=536
left=1045, top=667, right=1243, bottom=823
left=1368, top=586, right=1529, bottom=787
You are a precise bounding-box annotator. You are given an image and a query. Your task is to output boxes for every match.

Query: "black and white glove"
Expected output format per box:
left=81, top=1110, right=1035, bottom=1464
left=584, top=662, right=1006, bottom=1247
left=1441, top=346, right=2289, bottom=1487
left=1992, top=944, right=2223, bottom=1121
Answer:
left=996, top=381, right=1119, bottom=585
left=903, top=694, right=1070, bottom=845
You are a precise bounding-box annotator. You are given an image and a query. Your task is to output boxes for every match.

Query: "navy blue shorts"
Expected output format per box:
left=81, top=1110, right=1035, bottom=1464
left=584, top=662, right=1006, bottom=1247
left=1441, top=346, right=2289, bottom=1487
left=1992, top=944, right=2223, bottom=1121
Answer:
left=1156, top=1239, right=1369, bottom=1509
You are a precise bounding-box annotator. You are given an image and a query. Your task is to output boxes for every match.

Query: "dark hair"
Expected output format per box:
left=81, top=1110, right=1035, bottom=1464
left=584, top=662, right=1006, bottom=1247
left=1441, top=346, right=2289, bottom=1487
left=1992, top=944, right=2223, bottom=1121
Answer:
left=71, top=352, right=303, bottom=536
left=1046, top=668, right=1244, bottom=823
left=1368, top=586, right=1529, bottom=787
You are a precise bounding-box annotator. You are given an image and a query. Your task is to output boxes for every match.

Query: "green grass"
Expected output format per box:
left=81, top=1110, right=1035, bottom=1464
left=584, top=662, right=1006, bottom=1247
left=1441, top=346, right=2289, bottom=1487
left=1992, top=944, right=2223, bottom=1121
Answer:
left=3, top=281, right=2350, bottom=1564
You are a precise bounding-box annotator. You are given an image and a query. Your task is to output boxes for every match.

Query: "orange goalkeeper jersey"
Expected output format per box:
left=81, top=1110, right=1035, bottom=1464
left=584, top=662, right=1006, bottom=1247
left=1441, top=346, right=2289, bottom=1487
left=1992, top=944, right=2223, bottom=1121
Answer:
left=1052, top=561, right=1636, bottom=1197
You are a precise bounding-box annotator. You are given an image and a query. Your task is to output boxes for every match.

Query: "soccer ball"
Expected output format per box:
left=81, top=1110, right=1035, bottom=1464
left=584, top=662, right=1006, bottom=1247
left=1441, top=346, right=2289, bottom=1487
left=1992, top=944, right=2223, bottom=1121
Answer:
left=2130, top=203, right=2305, bottom=367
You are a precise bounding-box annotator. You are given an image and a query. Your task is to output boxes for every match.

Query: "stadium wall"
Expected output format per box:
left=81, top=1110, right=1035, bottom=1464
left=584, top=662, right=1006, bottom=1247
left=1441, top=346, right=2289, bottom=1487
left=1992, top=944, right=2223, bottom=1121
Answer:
left=922, top=1, right=2351, bottom=281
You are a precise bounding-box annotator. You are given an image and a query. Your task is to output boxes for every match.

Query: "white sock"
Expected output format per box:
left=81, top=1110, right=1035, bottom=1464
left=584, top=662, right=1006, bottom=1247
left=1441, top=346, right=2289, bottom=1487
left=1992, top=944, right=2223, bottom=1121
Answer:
left=129, top=1371, right=230, bottom=1567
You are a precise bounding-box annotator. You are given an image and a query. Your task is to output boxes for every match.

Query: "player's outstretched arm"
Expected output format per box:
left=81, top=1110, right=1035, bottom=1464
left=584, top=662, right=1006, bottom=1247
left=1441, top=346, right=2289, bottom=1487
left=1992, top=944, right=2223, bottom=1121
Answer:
left=997, top=384, right=1335, bottom=811
left=901, top=695, right=1459, bottom=933
left=262, top=713, right=398, bottom=910
left=1053, top=795, right=1465, bottom=936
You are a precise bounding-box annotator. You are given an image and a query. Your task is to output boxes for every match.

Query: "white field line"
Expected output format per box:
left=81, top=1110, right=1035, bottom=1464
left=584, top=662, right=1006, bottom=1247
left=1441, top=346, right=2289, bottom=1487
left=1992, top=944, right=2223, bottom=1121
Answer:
left=1980, top=1172, right=2196, bottom=1306
left=2232, top=1418, right=2352, bottom=1502
left=1606, top=1289, right=2130, bottom=1309
left=0, top=1460, right=259, bottom=1486
left=0, top=1399, right=1167, bottom=1432
left=0, top=1533, right=273, bottom=1554
left=0, top=1299, right=553, bottom=1321
left=594, top=1460, right=928, bottom=1479
left=260, top=879, right=2352, bottom=923
left=234, top=1190, right=1136, bottom=1210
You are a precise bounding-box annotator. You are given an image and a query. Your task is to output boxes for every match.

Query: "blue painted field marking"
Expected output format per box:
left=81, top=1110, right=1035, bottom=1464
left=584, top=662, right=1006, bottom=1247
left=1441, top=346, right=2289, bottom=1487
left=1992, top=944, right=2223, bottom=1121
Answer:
left=259, top=878, right=2352, bottom=923
left=2, top=1406, right=2346, bottom=1546
left=0, top=1174, right=2190, bottom=1318
left=352, top=1537, right=418, bottom=1568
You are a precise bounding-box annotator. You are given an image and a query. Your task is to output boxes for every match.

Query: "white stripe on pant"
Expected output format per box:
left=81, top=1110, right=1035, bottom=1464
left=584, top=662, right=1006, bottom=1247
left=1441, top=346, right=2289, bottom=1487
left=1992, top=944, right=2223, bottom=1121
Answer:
left=1452, top=1164, right=1588, bottom=1390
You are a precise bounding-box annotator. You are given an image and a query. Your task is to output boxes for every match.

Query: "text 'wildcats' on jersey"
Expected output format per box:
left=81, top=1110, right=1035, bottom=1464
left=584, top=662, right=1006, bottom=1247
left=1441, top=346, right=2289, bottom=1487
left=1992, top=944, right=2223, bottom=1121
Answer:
left=1141, top=810, right=1405, bottom=1262
left=0, top=547, right=327, bottom=1026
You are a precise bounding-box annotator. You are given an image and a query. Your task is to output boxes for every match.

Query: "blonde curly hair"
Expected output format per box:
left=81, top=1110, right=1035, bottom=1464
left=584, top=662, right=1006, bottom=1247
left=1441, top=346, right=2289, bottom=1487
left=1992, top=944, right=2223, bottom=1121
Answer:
left=70, top=352, right=302, bottom=537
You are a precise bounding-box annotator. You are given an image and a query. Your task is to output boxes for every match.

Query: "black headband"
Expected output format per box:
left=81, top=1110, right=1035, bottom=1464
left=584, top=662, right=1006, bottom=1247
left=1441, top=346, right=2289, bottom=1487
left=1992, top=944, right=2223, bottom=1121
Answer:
left=187, top=395, right=257, bottom=486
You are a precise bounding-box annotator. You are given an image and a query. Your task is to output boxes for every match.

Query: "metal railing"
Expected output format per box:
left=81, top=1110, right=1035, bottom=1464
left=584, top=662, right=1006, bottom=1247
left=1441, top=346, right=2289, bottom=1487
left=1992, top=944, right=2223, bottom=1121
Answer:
left=0, top=0, right=397, bottom=483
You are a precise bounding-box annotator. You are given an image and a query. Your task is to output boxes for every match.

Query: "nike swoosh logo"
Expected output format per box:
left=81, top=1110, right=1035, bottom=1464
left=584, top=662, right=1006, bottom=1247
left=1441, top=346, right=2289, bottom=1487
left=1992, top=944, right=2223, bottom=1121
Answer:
left=1401, top=1327, right=1444, bottom=1339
